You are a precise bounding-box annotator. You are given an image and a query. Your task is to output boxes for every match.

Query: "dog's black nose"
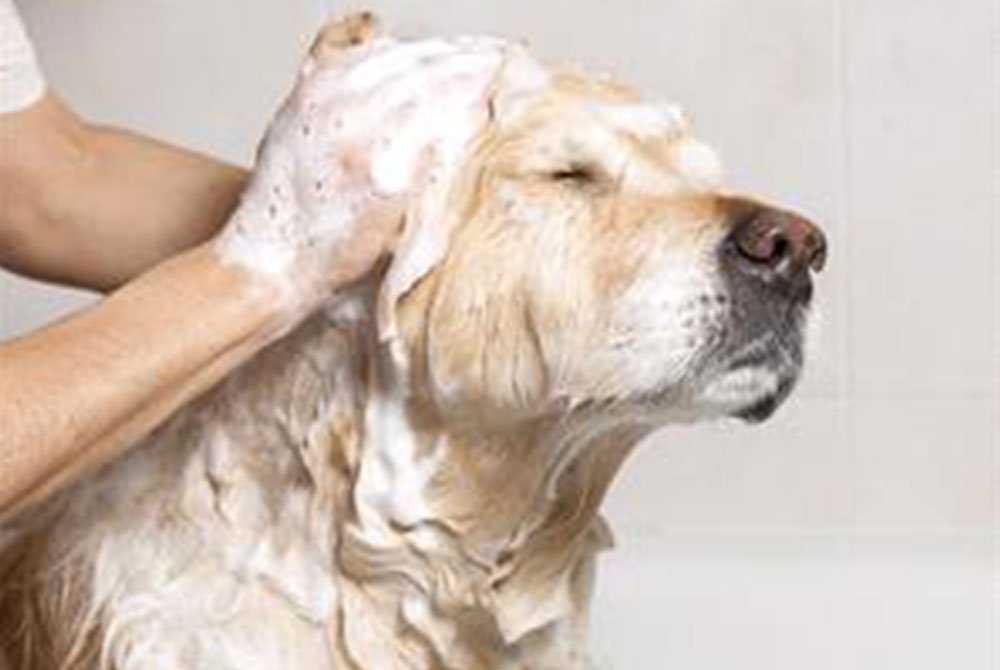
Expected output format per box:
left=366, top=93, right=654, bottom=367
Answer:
left=723, top=199, right=827, bottom=300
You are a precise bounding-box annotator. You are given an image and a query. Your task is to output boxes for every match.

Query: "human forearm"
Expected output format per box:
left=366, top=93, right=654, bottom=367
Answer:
left=0, top=95, right=248, bottom=290
left=0, top=243, right=288, bottom=518
left=0, top=17, right=505, bottom=520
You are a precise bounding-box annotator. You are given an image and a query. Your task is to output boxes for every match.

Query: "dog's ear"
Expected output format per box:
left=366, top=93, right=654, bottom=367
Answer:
left=374, top=96, right=503, bottom=370
left=374, top=168, right=458, bottom=368
left=375, top=140, right=485, bottom=376
left=374, top=46, right=548, bottom=372
left=308, top=12, right=380, bottom=64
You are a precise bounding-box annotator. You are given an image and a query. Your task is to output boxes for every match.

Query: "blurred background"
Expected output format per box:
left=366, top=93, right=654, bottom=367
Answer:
left=3, top=1, right=997, bottom=667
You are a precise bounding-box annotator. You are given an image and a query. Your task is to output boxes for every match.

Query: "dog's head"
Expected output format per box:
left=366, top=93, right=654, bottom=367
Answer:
left=293, top=25, right=831, bottom=655
left=371, top=44, right=826, bottom=431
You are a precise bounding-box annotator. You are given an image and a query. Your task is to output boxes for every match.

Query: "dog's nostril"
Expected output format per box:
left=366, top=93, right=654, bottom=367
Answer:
left=736, top=227, right=791, bottom=267
left=771, top=236, right=789, bottom=263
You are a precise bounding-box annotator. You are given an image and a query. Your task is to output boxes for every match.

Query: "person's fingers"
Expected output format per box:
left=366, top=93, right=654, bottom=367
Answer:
left=298, top=37, right=448, bottom=97
left=290, top=47, right=499, bottom=191
left=337, top=39, right=470, bottom=91
left=363, top=54, right=501, bottom=194
left=289, top=35, right=504, bottom=140
left=347, top=48, right=501, bottom=137
left=302, top=37, right=503, bottom=109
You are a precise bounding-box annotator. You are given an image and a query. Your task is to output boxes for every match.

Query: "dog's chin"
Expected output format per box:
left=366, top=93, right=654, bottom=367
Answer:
left=705, top=315, right=808, bottom=423
left=689, top=355, right=801, bottom=425
left=730, top=370, right=797, bottom=423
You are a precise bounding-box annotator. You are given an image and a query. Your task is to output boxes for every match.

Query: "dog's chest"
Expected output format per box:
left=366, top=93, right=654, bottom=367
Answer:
left=38, top=314, right=597, bottom=670
left=70, top=402, right=338, bottom=670
left=100, top=557, right=331, bottom=670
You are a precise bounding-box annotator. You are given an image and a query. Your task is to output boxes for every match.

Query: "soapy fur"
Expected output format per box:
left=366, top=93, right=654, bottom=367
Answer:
left=0, top=15, right=817, bottom=670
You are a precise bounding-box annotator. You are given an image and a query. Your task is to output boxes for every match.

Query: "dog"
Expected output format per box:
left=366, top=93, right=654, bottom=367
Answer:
left=0, top=14, right=826, bottom=670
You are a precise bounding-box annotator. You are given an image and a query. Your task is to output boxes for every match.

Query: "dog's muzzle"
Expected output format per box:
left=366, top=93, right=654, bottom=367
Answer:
left=717, top=198, right=828, bottom=421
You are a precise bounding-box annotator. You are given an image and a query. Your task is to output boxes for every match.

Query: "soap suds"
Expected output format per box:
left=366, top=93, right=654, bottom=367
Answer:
left=215, top=37, right=513, bottom=307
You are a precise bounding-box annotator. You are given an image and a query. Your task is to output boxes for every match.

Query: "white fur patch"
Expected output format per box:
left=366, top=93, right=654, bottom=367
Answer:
left=699, top=366, right=780, bottom=411
left=586, top=100, right=688, bottom=138
left=673, top=136, right=723, bottom=188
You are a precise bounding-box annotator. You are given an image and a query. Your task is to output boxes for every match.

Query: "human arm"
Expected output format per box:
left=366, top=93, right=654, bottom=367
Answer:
left=0, top=0, right=248, bottom=291
left=0, top=12, right=504, bottom=519
left=0, top=244, right=289, bottom=518
left=0, top=93, right=248, bottom=291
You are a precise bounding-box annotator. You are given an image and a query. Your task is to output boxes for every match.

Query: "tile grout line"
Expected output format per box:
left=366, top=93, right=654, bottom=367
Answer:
left=629, top=526, right=996, bottom=540
left=990, top=0, right=998, bottom=609
left=831, top=0, right=858, bottom=542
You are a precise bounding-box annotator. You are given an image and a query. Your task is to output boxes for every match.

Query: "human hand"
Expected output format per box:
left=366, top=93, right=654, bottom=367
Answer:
left=214, top=15, right=505, bottom=316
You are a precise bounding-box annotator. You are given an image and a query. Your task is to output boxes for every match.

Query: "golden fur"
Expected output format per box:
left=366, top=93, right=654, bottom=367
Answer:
left=0, top=14, right=817, bottom=669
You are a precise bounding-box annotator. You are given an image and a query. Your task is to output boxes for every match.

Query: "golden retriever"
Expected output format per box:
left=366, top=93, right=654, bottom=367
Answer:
left=0, top=13, right=825, bottom=670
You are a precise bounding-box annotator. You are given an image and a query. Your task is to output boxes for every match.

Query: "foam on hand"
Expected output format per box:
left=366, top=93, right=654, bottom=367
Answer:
left=215, top=36, right=511, bottom=308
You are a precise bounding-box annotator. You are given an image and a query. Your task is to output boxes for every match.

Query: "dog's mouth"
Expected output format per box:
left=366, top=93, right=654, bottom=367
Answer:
left=730, top=368, right=798, bottom=423
left=682, top=287, right=809, bottom=423
left=618, top=284, right=810, bottom=424
left=711, top=313, right=807, bottom=423
left=692, top=197, right=823, bottom=424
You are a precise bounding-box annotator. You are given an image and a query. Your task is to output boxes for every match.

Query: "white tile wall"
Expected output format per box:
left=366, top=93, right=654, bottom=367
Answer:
left=2, top=1, right=997, bottom=667
left=590, top=532, right=996, bottom=670
left=844, top=0, right=997, bottom=400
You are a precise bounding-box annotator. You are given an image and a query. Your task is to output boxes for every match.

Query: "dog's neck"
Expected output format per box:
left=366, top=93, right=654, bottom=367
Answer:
left=216, top=295, right=647, bottom=667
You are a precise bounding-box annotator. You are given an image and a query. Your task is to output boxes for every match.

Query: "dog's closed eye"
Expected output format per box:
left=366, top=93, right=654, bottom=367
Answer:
left=547, top=162, right=604, bottom=187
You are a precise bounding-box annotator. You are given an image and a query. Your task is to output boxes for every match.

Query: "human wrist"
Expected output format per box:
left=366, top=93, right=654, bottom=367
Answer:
left=209, top=221, right=329, bottom=328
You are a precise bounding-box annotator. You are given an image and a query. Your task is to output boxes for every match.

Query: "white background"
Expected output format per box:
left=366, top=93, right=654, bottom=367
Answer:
left=3, top=1, right=997, bottom=668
